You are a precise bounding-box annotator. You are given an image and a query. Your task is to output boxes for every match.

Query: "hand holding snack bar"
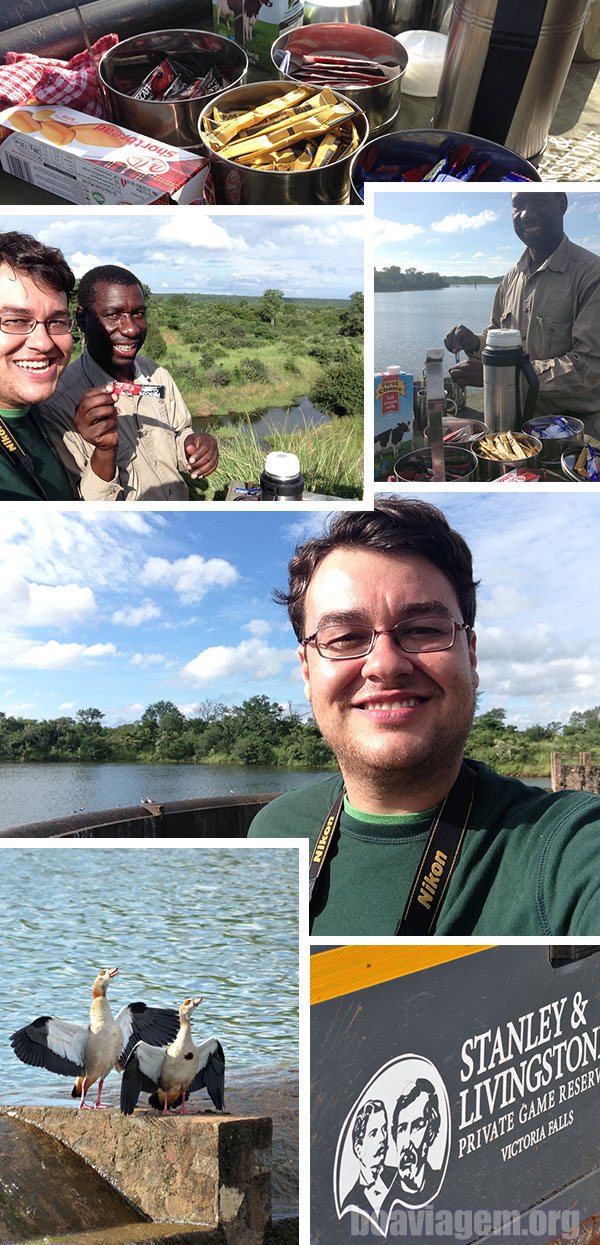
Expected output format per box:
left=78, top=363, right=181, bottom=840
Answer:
left=74, top=384, right=119, bottom=481
left=184, top=432, right=219, bottom=479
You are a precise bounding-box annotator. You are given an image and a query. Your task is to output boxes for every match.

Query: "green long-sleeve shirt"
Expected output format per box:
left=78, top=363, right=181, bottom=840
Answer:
left=248, top=761, right=600, bottom=936
left=0, top=406, right=73, bottom=500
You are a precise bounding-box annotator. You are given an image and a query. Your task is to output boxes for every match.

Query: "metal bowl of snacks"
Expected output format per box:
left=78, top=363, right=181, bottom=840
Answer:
left=271, top=24, right=407, bottom=135
left=522, top=415, right=584, bottom=465
left=99, top=30, right=248, bottom=148
left=350, top=128, right=540, bottom=202
left=198, top=80, right=368, bottom=204
left=424, top=415, right=487, bottom=446
left=394, top=445, right=478, bottom=481
left=561, top=445, right=600, bottom=482
left=471, top=430, right=542, bottom=481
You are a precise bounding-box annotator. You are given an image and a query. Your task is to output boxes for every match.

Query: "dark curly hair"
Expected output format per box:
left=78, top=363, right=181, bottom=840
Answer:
left=276, top=498, right=479, bottom=640
left=0, top=231, right=74, bottom=297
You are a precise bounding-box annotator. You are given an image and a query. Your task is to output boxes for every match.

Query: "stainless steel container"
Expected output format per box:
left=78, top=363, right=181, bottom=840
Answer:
left=371, top=0, right=437, bottom=36
left=431, top=0, right=455, bottom=32
left=304, top=0, right=374, bottom=23
left=99, top=30, right=248, bottom=149
left=471, top=431, right=542, bottom=480
left=271, top=24, right=407, bottom=135
left=198, top=80, right=369, bottom=204
left=394, top=445, right=478, bottom=480
left=424, top=414, right=488, bottom=444
left=575, top=0, right=600, bottom=60
left=350, top=127, right=540, bottom=200
left=482, top=328, right=539, bottom=433
left=432, top=0, right=591, bottom=160
left=522, top=415, right=584, bottom=465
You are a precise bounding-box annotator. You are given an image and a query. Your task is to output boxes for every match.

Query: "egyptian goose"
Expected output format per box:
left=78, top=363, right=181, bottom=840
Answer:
left=120, top=996, right=225, bottom=1115
left=10, top=967, right=180, bottom=1109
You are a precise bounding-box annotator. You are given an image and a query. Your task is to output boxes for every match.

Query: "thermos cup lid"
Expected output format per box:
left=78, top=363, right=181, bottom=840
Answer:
left=263, top=451, right=301, bottom=480
left=486, top=329, right=522, bottom=350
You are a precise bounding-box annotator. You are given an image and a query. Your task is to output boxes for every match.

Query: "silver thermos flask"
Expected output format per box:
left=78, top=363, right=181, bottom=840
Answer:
left=482, top=329, right=539, bottom=432
left=433, top=0, right=591, bottom=159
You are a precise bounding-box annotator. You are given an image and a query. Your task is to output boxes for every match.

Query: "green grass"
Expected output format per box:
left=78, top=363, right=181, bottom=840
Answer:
left=173, top=342, right=323, bottom=419
left=188, top=413, right=363, bottom=500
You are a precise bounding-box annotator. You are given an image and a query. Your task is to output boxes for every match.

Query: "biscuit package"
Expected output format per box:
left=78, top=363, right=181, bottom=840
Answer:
left=0, top=104, right=208, bottom=204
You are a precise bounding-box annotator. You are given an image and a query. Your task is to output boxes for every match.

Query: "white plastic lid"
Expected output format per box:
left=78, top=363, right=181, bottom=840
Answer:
left=384, top=365, right=401, bottom=375
left=486, top=329, right=522, bottom=350
left=395, top=29, right=447, bottom=96
left=264, top=451, right=301, bottom=480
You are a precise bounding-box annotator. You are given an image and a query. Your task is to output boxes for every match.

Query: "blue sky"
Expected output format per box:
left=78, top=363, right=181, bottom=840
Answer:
left=373, top=188, right=600, bottom=277
left=1, top=208, right=363, bottom=299
left=2, top=496, right=599, bottom=730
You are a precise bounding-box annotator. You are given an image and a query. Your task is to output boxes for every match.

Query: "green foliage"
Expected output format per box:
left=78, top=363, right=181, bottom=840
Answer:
left=143, top=323, right=168, bottom=361
left=309, top=351, right=363, bottom=419
left=339, top=292, right=363, bottom=337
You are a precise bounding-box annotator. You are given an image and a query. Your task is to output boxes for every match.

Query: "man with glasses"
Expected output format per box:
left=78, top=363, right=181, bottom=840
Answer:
left=0, top=231, right=75, bottom=500
left=40, top=264, right=218, bottom=501
left=249, top=498, right=600, bottom=936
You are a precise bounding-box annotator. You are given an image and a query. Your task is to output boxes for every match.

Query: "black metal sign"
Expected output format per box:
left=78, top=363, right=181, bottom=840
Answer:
left=312, top=947, right=600, bottom=1243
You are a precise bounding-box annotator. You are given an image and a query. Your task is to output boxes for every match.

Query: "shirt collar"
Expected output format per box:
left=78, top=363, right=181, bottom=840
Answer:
left=517, top=233, right=570, bottom=277
left=81, top=346, right=142, bottom=388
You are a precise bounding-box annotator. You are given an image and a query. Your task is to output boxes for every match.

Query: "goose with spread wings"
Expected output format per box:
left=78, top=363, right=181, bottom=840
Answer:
left=10, top=967, right=180, bottom=1109
left=120, top=995, right=225, bottom=1115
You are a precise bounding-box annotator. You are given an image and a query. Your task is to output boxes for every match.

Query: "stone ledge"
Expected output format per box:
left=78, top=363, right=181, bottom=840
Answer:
left=4, top=1107, right=272, bottom=1243
left=27, top=1227, right=226, bottom=1245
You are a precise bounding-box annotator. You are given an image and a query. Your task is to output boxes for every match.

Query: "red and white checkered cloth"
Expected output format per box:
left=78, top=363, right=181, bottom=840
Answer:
left=0, top=34, right=118, bottom=118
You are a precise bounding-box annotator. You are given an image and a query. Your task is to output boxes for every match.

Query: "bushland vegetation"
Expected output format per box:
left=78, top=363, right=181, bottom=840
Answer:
left=2, top=700, right=599, bottom=775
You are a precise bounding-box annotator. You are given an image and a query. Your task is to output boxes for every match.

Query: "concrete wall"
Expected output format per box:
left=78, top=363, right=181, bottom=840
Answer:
left=5, top=1107, right=272, bottom=1245
left=0, top=795, right=276, bottom=840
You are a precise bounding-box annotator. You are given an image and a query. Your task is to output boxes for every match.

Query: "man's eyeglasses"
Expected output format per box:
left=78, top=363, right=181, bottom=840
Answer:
left=302, top=615, right=471, bottom=660
left=0, top=314, right=73, bottom=337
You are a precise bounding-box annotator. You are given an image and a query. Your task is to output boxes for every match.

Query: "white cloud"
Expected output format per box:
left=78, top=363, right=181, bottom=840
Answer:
left=432, top=210, right=498, bottom=234
left=13, top=641, right=117, bottom=670
left=4, top=576, right=96, bottom=628
left=242, top=619, right=271, bottom=638
left=130, top=652, right=169, bottom=667
left=375, top=220, right=425, bottom=245
left=183, top=639, right=292, bottom=685
left=68, top=252, right=130, bottom=278
left=140, top=555, right=238, bottom=604
left=112, top=601, right=161, bottom=627
left=155, top=215, right=248, bottom=251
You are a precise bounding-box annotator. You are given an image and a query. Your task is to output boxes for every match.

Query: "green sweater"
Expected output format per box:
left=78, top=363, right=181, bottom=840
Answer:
left=0, top=407, right=73, bottom=500
left=248, top=762, right=600, bottom=936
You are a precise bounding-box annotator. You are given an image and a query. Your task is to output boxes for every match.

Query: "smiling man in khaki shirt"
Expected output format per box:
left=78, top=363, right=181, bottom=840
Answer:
left=445, top=192, right=600, bottom=438
left=40, top=264, right=218, bottom=501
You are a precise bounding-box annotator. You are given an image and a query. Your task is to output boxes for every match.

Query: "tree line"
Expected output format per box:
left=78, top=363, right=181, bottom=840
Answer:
left=1, top=700, right=599, bottom=776
left=375, top=267, right=501, bottom=292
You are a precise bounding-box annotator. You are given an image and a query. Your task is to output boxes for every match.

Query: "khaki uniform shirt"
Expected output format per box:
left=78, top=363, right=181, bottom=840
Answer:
left=483, top=235, right=600, bottom=435
left=39, top=349, right=194, bottom=501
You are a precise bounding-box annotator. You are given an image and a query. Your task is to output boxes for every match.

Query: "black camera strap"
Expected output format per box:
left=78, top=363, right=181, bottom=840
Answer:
left=308, top=762, right=476, bottom=936
left=0, top=413, right=48, bottom=500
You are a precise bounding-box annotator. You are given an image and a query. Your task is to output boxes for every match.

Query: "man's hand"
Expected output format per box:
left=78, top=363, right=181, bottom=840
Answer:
left=444, top=324, right=481, bottom=355
left=184, top=433, right=219, bottom=479
left=73, top=385, right=119, bottom=481
left=449, top=358, right=484, bottom=387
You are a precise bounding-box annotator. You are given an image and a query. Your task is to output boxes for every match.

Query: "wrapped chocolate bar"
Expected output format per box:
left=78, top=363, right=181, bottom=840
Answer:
left=112, top=382, right=166, bottom=399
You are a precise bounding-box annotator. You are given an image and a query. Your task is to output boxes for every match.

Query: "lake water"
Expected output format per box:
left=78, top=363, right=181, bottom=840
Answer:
left=0, top=846, right=298, bottom=1106
left=0, top=761, right=327, bottom=831
left=375, top=285, right=500, bottom=377
left=207, top=396, right=328, bottom=445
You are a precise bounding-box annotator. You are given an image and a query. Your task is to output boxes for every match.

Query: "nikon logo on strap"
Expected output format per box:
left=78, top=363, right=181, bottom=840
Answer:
left=313, top=815, right=336, bottom=865
left=0, top=424, right=18, bottom=453
left=417, top=849, right=449, bottom=911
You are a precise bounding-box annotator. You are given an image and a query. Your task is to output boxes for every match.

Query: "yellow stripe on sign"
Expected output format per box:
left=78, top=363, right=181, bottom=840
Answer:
left=311, top=944, right=494, bottom=1005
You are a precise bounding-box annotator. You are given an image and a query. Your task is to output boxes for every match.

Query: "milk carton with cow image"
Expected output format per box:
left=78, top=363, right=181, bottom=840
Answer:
left=374, top=367, right=413, bottom=481
left=213, top=0, right=304, bottom=71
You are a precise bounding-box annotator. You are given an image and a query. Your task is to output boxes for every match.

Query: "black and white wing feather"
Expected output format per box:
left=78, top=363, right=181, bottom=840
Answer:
left=116, top=1002, right=180, bottom=1069
left=188, top=1039, right=225, bottom=1110
left=10, top=1015, right=87, bottom=1078
left=120, top=1040, right=166, bottom=1115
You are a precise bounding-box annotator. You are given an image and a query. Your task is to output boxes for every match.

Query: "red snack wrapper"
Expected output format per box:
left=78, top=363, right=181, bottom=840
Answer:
left=112, top=382, right=165, bottom=398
